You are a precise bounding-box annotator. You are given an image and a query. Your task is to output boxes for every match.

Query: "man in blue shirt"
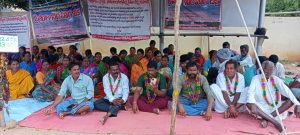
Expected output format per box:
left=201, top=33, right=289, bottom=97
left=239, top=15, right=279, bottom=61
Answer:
left=45, top=62, right=94, bottom=119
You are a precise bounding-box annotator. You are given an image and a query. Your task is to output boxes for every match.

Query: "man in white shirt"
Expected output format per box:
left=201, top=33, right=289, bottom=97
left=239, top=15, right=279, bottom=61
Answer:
left=213, top=60, right=247, bottom=118
left=232, top=44, right=255, bottom=86
left=94, top=61, right=129, bottom=125
left=269, top=54, right=285, bottom=80
left=233, top=44, right=254, bottom=69
left=247, top=61, right=300, bottom=132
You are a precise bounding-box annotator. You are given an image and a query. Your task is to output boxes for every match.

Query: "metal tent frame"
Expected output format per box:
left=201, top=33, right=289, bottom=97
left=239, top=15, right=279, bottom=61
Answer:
left=155, top=0, right=267, bottom=55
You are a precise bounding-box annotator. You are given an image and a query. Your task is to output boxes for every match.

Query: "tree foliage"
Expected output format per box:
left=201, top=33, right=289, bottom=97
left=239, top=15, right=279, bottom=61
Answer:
left=266, top=0, right=300, bottom=12
left=266, top=0, right=300, bottom=16
left=0, top=0, right=28, bottom=10
left=0, top=0, right=67, bottom=11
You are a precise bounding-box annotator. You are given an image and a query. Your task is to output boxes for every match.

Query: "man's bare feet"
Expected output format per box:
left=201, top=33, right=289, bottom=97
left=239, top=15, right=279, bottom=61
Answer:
left=153, top=108, right=160, bottom=115
left=59, top=112, right=69, bottom=119
left=100, top=115, right=109, bottom=125
left=260, top=119, right=268, bottom=128
left=80, top=111, right=87, bottom=116
left=224, top=110, right=230, bottom=119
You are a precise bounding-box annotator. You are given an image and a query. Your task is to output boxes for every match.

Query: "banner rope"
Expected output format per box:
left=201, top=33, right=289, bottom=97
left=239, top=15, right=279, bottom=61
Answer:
left=234, top=0, right=287, bottom=134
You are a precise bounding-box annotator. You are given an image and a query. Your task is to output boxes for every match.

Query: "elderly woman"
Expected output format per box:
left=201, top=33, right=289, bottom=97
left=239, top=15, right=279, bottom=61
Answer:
left=32, top=60, right=60, bottom=102
left=6, top=59, right=34, bottom=100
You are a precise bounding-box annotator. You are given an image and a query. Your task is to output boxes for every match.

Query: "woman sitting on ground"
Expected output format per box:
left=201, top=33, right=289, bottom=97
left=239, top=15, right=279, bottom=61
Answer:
left=159, top=56, right=173, bottom=97
left=6, top=59, right=34, bottom=100
left=56, top=56, right=71, bottom=84
left=32, top=60, right=60, bottom=102
left=203, top=50, right=217, bottom=76
left=95, top=57, right=110, bottom=98
left=20, top=51, right=37, bottom=77
left=80, top=57, right=98, bottom=85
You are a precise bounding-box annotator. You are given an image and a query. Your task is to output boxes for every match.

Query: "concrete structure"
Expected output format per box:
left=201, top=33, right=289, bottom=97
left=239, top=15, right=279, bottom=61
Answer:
left=70, top=17, right=299, bottom=61
left=1, top=8, right=299, bottom=61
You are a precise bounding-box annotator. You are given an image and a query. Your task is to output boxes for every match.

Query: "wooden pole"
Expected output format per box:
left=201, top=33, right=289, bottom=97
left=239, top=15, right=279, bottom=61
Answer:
left=88, top=27, right=94, bottom=51
left=170, top=0, right=182, bottom=135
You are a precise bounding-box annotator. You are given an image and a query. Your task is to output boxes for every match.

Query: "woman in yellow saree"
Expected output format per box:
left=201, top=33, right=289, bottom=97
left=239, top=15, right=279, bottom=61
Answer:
left=6, top=59, right=34, bottom=100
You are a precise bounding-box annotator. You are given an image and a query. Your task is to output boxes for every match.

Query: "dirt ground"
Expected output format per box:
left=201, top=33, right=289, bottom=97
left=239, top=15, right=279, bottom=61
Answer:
left=0, top=126, right=101, bottom=135
left=1, top=61, right=299, bottom=135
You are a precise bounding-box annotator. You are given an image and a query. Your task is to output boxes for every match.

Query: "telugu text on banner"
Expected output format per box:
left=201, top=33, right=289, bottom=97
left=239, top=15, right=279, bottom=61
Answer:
left=165, top=0, right=221, bottom=31
left=88, top=0, right=151, bottom=41
left=0, top=35, right=19, bottom=53
left=0, top=15, right=30, bottom=48
left=31, top=0, right=88, bottom=45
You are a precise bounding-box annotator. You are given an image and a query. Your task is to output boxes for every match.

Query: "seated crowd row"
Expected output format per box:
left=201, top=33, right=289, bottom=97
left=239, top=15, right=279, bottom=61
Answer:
left=0, top=41, right=299, bottom=132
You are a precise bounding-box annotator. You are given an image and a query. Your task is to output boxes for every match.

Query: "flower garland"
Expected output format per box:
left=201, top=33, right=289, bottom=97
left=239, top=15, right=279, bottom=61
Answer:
left=0, top=54, right=9, bottom=102
left=184, top=74, right=201, bottom=104
left=224, top=73, right=239, bottom=97
left=108, top=72, right=121, bottom=95
left=261, top=76, right=280, bottom=107
left=144, top=73, right=160, bottom=103
left=0, top=54, right=8, bottom=83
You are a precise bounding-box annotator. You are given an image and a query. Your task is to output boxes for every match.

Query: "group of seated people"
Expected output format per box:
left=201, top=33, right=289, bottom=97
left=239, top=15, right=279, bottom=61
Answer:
left=0, top=40, right=300, bottom=132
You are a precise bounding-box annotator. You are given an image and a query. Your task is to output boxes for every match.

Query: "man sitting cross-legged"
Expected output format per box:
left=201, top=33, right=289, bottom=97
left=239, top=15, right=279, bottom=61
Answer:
left=212, top=60, right=247, bottom=118
left=176, top=62, right=214, bottom=120
left=247, top=61, right=300, bottom=132
left=45, top=62, right=94, bottom=118
left=132, top=61, right=168, bottom=114
left=94, top=61, right=129, bottom=125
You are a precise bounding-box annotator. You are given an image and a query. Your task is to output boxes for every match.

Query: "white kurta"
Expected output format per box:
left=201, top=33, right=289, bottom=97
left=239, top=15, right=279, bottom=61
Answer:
left=212, top=72, right=247, bottom=113
left=232, top=54, right=254, bottom=68
left=103, top=73, right=129, bottom=102
left=247, top=75, right=300, bottom=115
left=273, top=62, right=285, bottom=80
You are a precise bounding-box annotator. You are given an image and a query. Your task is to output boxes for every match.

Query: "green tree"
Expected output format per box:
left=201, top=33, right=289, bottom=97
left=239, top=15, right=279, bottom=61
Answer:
left=266, top=0, right=300, bottom=16
left=0, top=0, right=67, bottom=11
left=266, top=0, right=300, bottom=12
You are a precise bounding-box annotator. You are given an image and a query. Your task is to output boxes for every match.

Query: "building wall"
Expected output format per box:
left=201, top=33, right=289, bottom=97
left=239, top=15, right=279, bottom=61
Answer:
left=263, top=17, right=300, bottom=61
left=1, top=10, right=298, bottom=61
left=80, top=17, right=300, bottom=61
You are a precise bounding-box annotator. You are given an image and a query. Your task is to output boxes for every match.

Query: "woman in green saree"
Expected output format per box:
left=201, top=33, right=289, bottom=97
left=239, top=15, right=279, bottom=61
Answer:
left=32, top=60, right=60, bottom=102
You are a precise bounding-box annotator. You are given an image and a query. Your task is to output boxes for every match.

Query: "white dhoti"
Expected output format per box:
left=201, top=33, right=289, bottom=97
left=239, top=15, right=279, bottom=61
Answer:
left=211, top=84, right=248, bottom=113
left=247, top=75, right=300, bottom=120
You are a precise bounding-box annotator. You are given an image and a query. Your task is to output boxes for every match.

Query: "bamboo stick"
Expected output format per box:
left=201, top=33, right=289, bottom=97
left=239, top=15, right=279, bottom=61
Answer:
left=170, top=0, right=182, bottom=135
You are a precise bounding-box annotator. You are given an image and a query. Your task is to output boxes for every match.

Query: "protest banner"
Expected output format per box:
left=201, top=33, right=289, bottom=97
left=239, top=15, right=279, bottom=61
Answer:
left=165, top=0, right=222, bottom=31
left=31, top=0, right=88, bottom=45
left=88, top=0, right=151, bottom=41
left=0, top=15, right=30, bottom=48
left=0, top=35, right=19, bottom=53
